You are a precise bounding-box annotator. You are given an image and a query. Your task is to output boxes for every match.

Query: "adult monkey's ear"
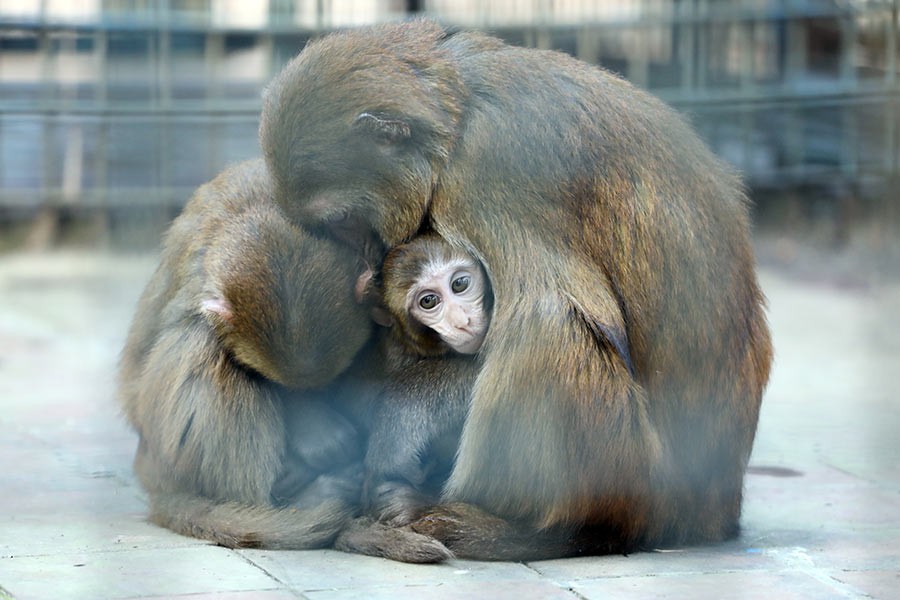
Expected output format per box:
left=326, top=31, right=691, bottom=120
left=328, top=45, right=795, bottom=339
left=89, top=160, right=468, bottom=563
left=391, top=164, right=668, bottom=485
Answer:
left=353, top=112, right=412, bottom=145
left=200, top=297, right=236, bottom=332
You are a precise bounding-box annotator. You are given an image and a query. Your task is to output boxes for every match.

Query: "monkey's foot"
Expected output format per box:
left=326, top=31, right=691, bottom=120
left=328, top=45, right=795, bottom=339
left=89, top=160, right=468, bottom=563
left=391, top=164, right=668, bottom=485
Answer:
left=408, top=502, right=498, bottom=545
left=409, top=502, right=576, bottom=562
left=334, top=516, right=454, bottom=563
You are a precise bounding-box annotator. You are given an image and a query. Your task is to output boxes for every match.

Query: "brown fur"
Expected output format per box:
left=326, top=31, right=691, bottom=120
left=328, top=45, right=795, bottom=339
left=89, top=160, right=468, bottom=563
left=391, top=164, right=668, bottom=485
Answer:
left=261, top=21, right=773, bottom=560
left=118, top=159, right=372, bottom=549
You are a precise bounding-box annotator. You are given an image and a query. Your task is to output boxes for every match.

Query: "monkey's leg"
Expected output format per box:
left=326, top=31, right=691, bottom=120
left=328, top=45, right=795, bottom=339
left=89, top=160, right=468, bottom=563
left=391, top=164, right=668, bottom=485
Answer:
left=273, top=396, right=363, bottom=506
left=283, top=396, right=362, bottom=470
left=289, top=463, right=364, bottom=511
left=269, top=458, right=319, bottom=507
left=364, top=357, right=473, bottom=525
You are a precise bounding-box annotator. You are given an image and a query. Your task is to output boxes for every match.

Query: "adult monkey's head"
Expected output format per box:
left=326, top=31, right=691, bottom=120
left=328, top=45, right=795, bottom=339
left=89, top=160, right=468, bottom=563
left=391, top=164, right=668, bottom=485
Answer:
left=260, top=20, right=467, bottom=261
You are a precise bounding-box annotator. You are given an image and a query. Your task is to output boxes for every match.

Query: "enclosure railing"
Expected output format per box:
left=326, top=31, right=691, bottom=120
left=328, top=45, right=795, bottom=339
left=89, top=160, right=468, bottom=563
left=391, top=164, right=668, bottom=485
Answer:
left=0, top=0, right=897, bottom=239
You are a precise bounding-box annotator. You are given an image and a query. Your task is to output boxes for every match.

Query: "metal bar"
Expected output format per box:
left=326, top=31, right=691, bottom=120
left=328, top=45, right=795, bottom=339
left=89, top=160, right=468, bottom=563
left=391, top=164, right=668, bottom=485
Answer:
left=1, top=0, right=896, bottom=219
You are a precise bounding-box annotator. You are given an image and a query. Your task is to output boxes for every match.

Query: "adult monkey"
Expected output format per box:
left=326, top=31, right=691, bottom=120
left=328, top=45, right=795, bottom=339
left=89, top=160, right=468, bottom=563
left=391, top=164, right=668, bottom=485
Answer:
left=118, top=159, right=372, bottom=550
left=261, top=21, right=773, bottom=560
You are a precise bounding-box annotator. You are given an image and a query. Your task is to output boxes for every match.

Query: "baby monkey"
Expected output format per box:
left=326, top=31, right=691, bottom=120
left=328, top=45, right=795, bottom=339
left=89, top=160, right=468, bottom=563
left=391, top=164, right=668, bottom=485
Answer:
left=383, top=233, right=491, bottom=357
left=360, top=233, right=492, bottom=526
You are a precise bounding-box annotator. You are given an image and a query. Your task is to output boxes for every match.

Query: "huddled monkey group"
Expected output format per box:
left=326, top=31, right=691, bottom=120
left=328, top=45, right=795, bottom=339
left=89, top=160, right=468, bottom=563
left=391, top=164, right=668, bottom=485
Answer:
left=118, top=20, right=772, bottom=563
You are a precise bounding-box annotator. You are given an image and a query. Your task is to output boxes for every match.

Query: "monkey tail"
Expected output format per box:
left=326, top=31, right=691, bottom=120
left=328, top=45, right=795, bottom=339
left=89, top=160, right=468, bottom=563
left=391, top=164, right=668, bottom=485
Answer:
left=148, top=493, right=354, bottom=550
left=334, top=517, right=455, bottom=564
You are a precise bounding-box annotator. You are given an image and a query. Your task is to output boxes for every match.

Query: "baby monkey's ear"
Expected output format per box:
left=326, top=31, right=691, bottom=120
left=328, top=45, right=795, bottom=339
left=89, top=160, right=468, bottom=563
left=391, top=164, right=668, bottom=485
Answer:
left=371, top=305, right=394, bottom=328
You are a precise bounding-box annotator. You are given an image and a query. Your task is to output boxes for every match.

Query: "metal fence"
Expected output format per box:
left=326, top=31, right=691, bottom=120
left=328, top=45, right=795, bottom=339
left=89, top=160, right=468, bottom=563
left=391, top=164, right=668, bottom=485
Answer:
left=0, top=0, right=897, bottom=243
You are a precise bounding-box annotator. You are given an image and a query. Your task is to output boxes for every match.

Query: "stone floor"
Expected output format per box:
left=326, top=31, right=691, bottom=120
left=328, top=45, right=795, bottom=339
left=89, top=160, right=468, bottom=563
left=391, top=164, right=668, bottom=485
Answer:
left=0, top=247, right=898, bottom=599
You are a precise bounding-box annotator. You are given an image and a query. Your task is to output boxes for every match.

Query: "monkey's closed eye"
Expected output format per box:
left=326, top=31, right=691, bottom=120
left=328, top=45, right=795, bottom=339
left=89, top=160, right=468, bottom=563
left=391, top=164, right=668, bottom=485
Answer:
left=325, top=210, right=350, bottom=226
left=353, top=112, right=412, bottom=145
left=419, top=293, right=440, bottom=310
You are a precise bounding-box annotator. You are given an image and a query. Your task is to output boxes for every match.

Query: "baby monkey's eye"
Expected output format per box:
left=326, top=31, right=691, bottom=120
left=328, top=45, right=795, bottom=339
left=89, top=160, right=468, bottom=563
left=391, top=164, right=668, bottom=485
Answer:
left=451, top=275, right=470, bottom=294
left=419, top=293, right=440, bottom=310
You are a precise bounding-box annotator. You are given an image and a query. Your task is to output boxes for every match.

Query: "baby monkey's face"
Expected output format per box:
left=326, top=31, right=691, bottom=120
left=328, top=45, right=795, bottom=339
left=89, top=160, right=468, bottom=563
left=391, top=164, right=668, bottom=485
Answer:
left=407, top=257, right=490, bottom=355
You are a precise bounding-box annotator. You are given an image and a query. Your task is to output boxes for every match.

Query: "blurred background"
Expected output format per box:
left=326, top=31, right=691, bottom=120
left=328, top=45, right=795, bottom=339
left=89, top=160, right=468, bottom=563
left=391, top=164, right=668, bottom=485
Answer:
left=0, top=0, right=897, bottom=271
left=1, top=6, right=898, bottom=597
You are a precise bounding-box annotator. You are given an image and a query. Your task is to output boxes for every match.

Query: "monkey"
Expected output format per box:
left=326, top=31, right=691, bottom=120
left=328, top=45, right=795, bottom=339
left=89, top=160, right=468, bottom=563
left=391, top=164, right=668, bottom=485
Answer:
left=382, top=232, right=492, bottom=357
left=259, top=20, right=773, bottom=561
left=362, top=233, right=491, bottom=525
left=330, top=233, right=490, bottom=562
left=117, top=159, right=374, bottom=550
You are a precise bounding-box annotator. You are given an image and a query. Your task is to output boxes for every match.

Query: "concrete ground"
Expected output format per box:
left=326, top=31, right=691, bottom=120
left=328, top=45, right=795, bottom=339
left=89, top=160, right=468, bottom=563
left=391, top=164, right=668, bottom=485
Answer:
left=0, top=245, right=898, bottom=599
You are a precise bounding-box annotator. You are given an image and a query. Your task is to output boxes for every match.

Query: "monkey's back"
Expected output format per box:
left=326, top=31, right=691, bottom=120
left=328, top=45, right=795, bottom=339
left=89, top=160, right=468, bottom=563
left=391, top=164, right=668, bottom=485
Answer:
left=117, top=159, right=272, bottom=427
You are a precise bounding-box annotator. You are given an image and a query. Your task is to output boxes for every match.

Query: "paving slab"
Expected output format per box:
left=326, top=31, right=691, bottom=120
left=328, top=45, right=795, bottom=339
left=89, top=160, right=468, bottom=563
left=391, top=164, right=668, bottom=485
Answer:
left=0, top=249, right=898, bottom=599
left=304, top=579, right=578, bottom=600
left=239, top=549, right=542, bottom=592
left=530, top=543, right=783, bottom=582
left=0, top=547, right=286, bottom=599
left=571, top=570, right=857, bottom=599
left=833, top=571, right=900, bottom=600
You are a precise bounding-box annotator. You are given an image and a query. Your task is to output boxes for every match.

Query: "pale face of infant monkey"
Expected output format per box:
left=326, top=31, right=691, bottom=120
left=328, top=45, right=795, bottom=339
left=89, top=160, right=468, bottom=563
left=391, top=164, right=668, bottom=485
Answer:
left=381, top=234, right=492, bottom=358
